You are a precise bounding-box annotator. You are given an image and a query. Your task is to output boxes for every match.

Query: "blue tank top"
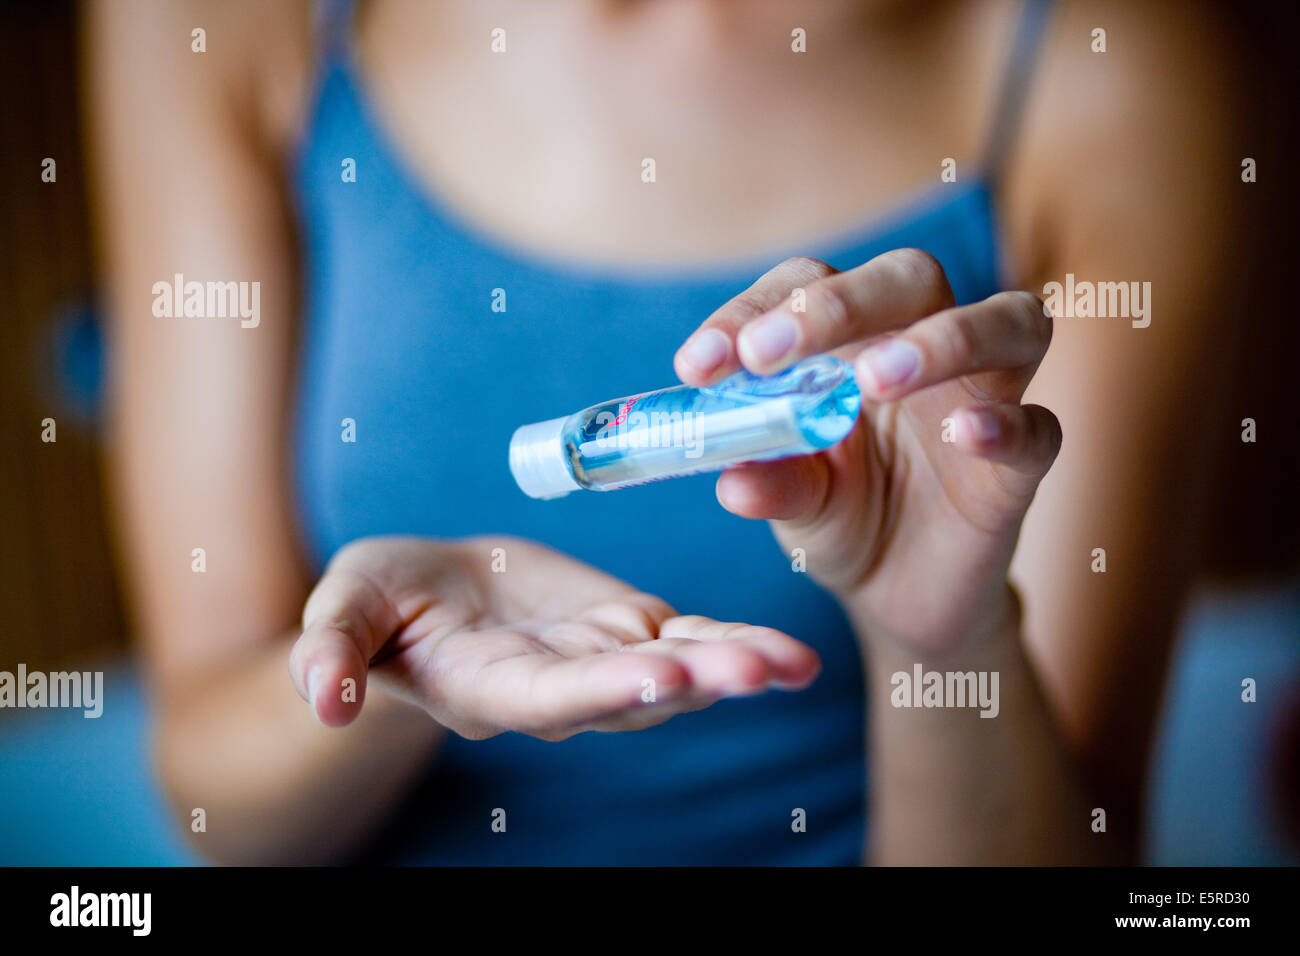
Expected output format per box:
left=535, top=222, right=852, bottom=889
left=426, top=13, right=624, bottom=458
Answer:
left=291, top=1, right=1055, bottom=864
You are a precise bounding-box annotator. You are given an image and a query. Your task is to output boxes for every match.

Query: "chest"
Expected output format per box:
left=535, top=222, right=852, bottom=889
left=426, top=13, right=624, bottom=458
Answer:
left=346, top=3, right=1000, bottom=269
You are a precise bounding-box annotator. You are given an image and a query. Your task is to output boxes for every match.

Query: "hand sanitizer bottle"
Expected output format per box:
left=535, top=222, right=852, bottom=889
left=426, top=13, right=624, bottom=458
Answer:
left=509, top=354, right=861, bottom=499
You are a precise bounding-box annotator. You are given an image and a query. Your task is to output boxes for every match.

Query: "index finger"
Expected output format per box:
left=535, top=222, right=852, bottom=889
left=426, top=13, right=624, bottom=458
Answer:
left=679, top=248, right=956, bottom=384
left=674, top=256, right=836, bottom=385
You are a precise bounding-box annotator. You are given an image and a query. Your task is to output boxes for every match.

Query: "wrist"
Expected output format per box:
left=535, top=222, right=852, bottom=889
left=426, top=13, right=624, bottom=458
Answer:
left=846, top=581, right=1025, bottom=669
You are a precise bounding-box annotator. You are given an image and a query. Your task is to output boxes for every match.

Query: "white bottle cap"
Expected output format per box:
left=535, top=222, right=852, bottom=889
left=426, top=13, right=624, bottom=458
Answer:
left=509, top=416, right=581, bottom=499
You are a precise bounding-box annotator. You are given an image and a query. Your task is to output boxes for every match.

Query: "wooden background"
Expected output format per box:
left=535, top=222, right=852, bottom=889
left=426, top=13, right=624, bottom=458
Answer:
left=1, top=0, right=126, bottom=672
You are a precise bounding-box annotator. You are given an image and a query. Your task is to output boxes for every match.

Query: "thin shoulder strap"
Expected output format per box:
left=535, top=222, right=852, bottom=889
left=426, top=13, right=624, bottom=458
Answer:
left=313, top=0, right=356, bottom=62
left=979, top=0, right=1059, bottom=185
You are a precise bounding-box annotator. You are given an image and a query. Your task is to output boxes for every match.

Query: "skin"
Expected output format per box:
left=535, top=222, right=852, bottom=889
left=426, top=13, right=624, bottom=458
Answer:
left=87, top=0, right=1245, bottom=864
left=291, top=536, right=820, bottom=739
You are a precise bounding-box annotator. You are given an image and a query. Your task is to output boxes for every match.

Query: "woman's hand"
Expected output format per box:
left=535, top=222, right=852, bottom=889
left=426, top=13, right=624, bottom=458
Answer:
left=288, top=536, right=819, bottom=739
left=674, top=250, right=1060, bottom=655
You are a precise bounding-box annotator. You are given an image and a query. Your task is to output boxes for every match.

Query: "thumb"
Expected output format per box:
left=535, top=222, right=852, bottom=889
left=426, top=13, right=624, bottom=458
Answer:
left=288, top=561, right=403, bottom=727
left=714, top=449, right=834, bottom=526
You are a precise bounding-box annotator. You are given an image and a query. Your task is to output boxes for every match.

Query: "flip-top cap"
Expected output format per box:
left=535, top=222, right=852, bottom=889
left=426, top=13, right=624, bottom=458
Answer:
left=509, top=416, right=580, bottom=499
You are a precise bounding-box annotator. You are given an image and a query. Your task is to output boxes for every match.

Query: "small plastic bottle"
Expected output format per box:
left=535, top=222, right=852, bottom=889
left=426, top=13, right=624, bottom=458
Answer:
left=509, top=354, right=861, bottom=499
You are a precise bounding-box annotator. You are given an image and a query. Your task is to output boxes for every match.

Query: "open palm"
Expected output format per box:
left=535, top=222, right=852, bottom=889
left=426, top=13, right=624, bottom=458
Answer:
left=289, top=536, right=820, bottom=739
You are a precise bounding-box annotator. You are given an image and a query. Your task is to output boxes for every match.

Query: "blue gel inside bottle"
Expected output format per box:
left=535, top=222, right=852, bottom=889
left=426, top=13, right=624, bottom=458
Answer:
left=509, top=354, right=861, bottom=498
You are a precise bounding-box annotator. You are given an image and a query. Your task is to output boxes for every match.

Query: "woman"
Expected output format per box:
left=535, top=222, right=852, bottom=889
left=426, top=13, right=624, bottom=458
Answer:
left=88, top=0, right=1250, bottom=864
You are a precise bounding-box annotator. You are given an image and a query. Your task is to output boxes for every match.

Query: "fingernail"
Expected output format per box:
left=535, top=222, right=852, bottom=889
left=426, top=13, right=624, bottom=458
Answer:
left=739, top=312, right=798, bottom=366
left=678, top=328, right=730, bottom=375
left=858, top=339, right=921, bottom=393
left=306, top=666, right=323, bottom=710
left=961, top=408, right=1001, bottom=442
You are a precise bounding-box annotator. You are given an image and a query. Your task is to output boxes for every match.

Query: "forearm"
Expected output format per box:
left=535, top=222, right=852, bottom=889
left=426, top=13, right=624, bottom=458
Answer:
left=856, top=608, right=1123, bottom=866
left=153, top=630, right=445, bottom=865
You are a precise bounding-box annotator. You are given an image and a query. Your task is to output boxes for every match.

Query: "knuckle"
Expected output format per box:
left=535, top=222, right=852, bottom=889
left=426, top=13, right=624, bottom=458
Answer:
left=887, top=248, right=951, bottom=302
left=719, top=290, right=774, bottom=325
left=804, top=279, right=853, bottom=334
left=335, top=566, right=381, bottom=609
left=942, top=309, right=982, bottom=364
left=778, top=255, right=836, bottom=282
left=302, top=573, right=353, bottom=629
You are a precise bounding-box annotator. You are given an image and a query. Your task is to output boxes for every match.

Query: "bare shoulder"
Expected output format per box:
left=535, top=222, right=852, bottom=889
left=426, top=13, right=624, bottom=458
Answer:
left=1000, top=0, right=1248, bottom=285
left=84, top=0, right=315, bottom=158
